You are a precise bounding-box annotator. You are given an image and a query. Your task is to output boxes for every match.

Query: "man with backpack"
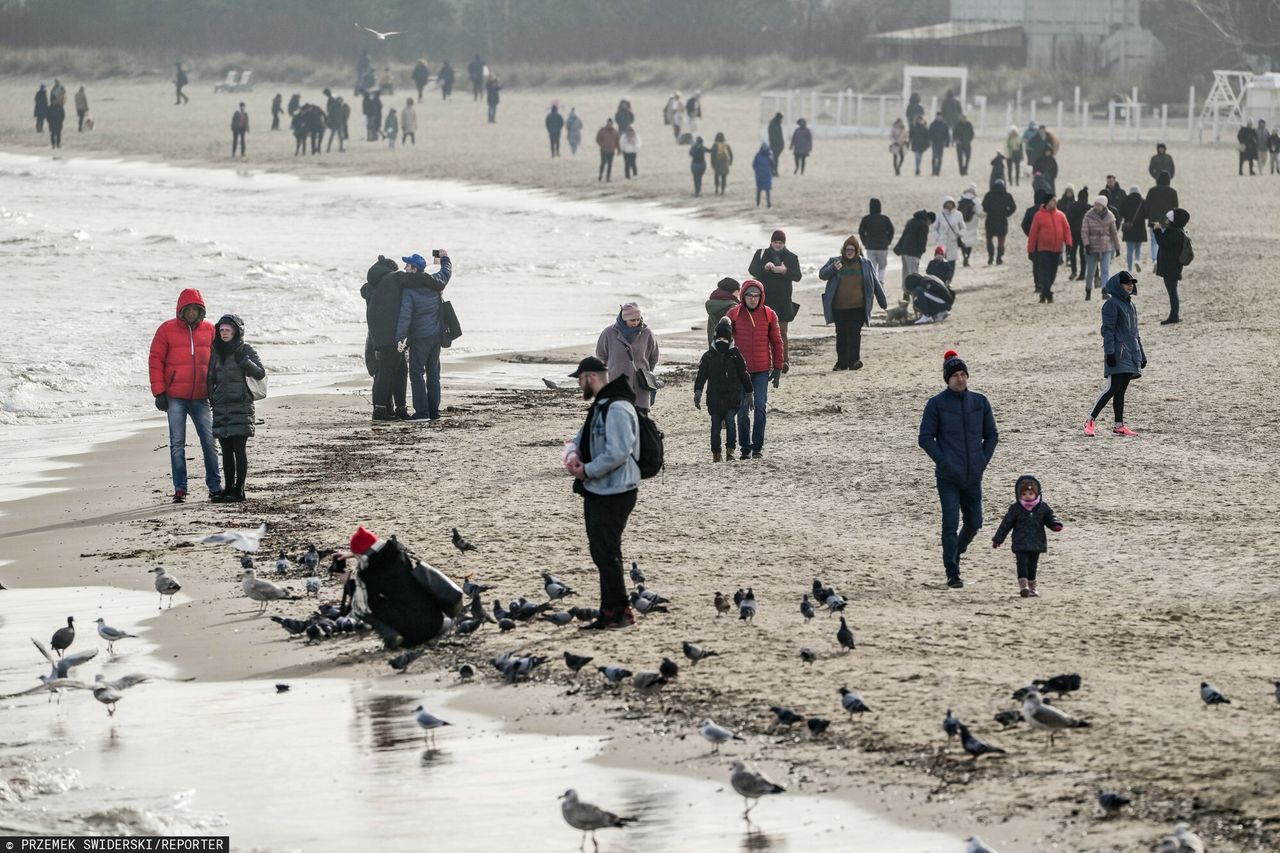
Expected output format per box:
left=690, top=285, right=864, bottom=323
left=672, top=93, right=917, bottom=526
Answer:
left=565, top=356, right=643, bottom=630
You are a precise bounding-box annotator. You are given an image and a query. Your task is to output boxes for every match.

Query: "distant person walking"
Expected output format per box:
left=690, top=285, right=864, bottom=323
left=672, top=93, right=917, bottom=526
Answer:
left=857, top=197, right=894, bottom=284
left=1269, top=128, right=1280, bottom=173
left=918, top=350, right=998, bottom=589
left=1081, top=194, right=1121, bottom=299
left=485, top=75, right=502, bottom=123
left=74, top=86, right=89, bottom=132
left=620, top=125, right=641, bottom=179
left=1084, top=271, right=1145, bottom=438
left=207, top=314, right=266, bottom=503
left=1148, top=143, right=1175, bottom=182
left=908, top=115, right=930, bottom=176
left=790, top=118, right=812, bottom=175
left=401, top=98, right=417, bottom=145
left=1238, top=120, right=1258, bottom=175
left=689, top=135, right=708, bottom=196
left=412, top=59, right=430, bottom=100
left=1143, top=171, right=1178, bottom=264
left=566, top=107, right=583, bottom=155
left=1257, top=120, right=1270, bottom=172
left=614, top=99, right=634, bottom=135
left=749, top=230, right=801, bottom=368
left=894, top=209, right=932, bottom=295
left=438, top=61, right=455, bottom=100
left=395, top=252, right=454, bottom=420
left=34, top=82, right=48, bottom=132
left=1004, top=125, right=1023, bottom=185
left=988, top=152, right=1006, bottom=191
left=149, top=289, right=220, bottom=503
left=941, top=89, right=962, bottom=130
left=596, top=303, right=659, bottom=413
left=1027, top=195, right=1071, bottom=303
left=890, top=117, right=907, bottom=176
left=230, top=102, right=248, bottom=157
left=1119, top=185, right=1146, bottom=271
left=596, top=118, right=619, bottom=181
left=727, top=281, right=783, bottom=459
left=564, top=356, right=641, bottom=631
left=981, top=179, right=1016, bottom=265
left=752, top=144, right=774, bottom=207
left=545, top=103, right=564, bottom=157
left=767, top=113, right=784, bottom=176
left=1153, top=208, right=1191, bottom=325
left=711, top=132, right=733, bottom=194
left=468, top=55, right=485, bottom=101
left=705, top=277, right=740, bottom=346
left=271, top=93, right=283, bottom=130
left=383, top=108, right=398, bottom=150
left=819, top=235, right=888, bottom=371
left=928, top=113, right=950, bottom=176
left=46, top=97, right=65, bottom=149
left=174, top=62, right=189, bottom=105
left=953, top=113, right=974, bottom=175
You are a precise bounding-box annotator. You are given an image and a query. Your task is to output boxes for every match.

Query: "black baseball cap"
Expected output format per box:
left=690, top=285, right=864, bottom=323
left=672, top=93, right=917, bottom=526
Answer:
left=568, top=356, right=607, bottom=378
left=1113, top=270, right=1137, bottom=285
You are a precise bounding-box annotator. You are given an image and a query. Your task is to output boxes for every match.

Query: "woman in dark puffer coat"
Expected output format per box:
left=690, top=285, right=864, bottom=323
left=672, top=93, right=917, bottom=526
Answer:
left=208, top=314, right=266, bottom=502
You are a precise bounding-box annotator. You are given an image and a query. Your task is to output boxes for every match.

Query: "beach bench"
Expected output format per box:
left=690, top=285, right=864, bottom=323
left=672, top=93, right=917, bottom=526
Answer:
left=234, top=71, right=254, bottom=93
left=214, top=70, right=241, bottom=93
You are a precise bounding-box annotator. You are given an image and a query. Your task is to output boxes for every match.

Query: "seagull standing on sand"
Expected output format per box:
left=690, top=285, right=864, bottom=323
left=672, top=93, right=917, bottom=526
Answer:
left=728, top=760, right=785, bottom=817
left=195, top=522, right=267, bottom=552
left=413, top=705, right=451, bottom=748
left=355, top=23, right=406, bottom=40
left=95, top=618, right=137, bottom=654
left=149, top=567, right=181, bottom=609
left=92, top=673, right=149, bottom=716
left=700, top=719, right=745, bottom=753
left=50, top=616, right=75, bottom=657
left=558, top=789, right=635, bottom=852
left=1021, top=690, right=1090, bottom=746
left=241, top=568, right=298, bottom=613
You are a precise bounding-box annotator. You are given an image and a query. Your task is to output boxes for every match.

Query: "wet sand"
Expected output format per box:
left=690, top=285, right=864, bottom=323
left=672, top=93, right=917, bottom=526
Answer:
left=1, top=77, right=1279, bottom=851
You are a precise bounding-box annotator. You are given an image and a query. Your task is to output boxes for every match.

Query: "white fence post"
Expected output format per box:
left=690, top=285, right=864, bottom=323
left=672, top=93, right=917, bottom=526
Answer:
left=1074, top=85, right=1080, bottom=124
left=1056, top=100, right=1063, bottom=130
left=1108, top=102, right=1115, bottom=143
left=929, top=94, right=938, bottom=117
left=1161, top=104, right=1168, bottom=135
left=1187, top=85, right=1195, bottom=142
left=1005, top=101, right=1013, bottom=130
left=1030, top=101, right=1037, bottom=124
left=1082, top=102, right=1089, bottom=139
left=1016, top=88, right=1023, bottom=126
left=978, top=97, right=986, bottom=134
left=879, top=95, right=887, bottom=130
left=1136, top=103, right=1143, bottom=141
left=856, top=93, right=864, bottom=129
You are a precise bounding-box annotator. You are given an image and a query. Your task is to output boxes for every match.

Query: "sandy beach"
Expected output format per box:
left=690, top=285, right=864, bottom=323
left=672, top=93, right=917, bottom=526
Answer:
left=2, top=76, right=1280, bottom=851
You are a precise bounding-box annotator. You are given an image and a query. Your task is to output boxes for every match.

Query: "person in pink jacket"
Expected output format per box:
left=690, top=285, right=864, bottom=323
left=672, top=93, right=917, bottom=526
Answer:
left=727, top=280, right=783, bottom=459
left=1027, top=196, right=1072, bottom=303
left=1080, top=195, right=1121, bottom=300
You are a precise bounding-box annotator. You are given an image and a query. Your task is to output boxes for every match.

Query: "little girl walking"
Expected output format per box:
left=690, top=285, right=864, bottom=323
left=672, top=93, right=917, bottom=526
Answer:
left=992, top=474, right=1064, bottom=597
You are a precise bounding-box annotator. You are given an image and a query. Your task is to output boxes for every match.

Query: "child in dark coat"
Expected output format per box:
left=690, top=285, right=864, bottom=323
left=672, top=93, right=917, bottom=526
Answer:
left=693, top=317, right=753, bottom=462
left=992, top=474, right=1063, bottom=597
left=925, top=246, right=954, bottom=285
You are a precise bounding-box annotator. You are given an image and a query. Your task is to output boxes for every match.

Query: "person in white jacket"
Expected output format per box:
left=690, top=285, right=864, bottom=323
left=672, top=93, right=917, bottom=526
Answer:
left=620, top=126, right=642, bottom=179
left=957, top=185, right=981, bottom=267
left=931, top=196, right=964, bottom=281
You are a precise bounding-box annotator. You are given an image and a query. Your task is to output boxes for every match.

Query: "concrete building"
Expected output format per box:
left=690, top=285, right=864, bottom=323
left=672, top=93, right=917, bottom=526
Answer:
left=871, top=0, right=1164, bottom=72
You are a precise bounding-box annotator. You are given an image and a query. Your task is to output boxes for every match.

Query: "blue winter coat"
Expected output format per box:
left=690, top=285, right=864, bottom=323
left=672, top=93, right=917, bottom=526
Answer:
left=918, top=388, right=999, bottom=486
left=1100, top=274, right=1145, bottom=377
left=818, top=256, right=887, bottom=325
left=395, top=257, right=453, bottom=341
left=752, top=147, right=773, bottom=189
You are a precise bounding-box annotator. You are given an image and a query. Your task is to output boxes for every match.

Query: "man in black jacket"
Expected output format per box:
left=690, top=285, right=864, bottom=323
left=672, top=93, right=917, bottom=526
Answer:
left=953, top=114, right=975, bottom=175
left=361, top=255, right=449, bottom=421
left=918, top=351, right=998, bottom=588
left=893, top=209, right=931, bottom=297
left=858, top=198, right=895, bottom=285
left=981, top=180, right=1017, bottom=265
left=928, top=113, right=950, bottom=176
left=1147, top=143, right=1174, bottom=182
left=748, top=230, right=802, bottom=370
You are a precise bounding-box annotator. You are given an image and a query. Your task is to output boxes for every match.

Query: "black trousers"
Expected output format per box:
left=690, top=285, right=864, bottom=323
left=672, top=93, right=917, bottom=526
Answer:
left=218, top=435, right=248, bottom=494
left=1007, top=156, right=1020, bottom=185
left=956, top=142, right=971, bottom=174
left=599, top=150, right=614, bottom=180
left=582, top=489, right=637, bottom=611
left=232, top=130, right=245, bottom=157
left=1090, top=372, right=1134, bottom=423
left=832, top=306, right=866, bottom=368
left=793, top=152, right=808, bottom=174
left=1033, top=250, right=1060, bottom=295
left=372, top=346, right=408, bottom=414
left=714, top=169, right=727, bottom=193
left=1015, top=551, right=1041, bottom=581
left=931, top=143, right=945, bottom=175
left=623, top=152, right=637, bottom=178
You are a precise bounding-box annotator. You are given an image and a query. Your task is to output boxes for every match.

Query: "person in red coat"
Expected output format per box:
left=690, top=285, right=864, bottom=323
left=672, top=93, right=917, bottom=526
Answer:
left=149, top=288, right=221, bottom=502
left=1026, top=196, right=1072, bottom=303
left=727, top=280, right=783, bottom=459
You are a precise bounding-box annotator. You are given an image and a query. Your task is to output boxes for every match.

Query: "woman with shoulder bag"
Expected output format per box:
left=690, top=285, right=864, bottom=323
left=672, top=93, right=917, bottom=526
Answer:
left=595, top=302, right=659, bottom=413
left=208, top=314, right=266, bottom=503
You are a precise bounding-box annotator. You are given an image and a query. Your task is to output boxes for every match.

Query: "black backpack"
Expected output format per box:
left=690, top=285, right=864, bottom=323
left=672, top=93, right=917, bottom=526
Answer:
left=601, top=399, right=664, bottom=479
left=1177, top=233, right=1194, bottom=266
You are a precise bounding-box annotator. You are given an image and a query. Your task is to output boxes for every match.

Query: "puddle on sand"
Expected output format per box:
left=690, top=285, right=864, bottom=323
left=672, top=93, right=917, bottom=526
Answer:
left=1, top=588, right=959, bottom=851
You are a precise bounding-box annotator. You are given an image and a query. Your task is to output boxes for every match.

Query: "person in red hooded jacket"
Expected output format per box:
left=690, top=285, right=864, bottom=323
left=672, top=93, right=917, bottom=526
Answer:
left=1026, top=195, right=1072, bottom=303
left=149, top=288, right=221, bottom=503
left=727, top=279, right=783, bottom=459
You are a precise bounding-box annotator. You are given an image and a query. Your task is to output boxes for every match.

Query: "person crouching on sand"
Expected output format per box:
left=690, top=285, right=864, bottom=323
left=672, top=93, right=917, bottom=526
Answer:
left=208, top=314, right=266, bottom=503
left=992, top=475, right=1064, bottom=598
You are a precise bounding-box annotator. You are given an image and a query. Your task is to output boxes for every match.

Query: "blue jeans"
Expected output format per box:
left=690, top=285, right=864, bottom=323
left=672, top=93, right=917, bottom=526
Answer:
left=936, top=477, right=983, bottom=580
left=1083, top=251, right=1110, bottom=292
left=167, top=397, right=221, bottom=495
left=913, top=150, right=924, bottom=174
left=409, top=336, right=442, bottom=419
left=736, top=371, right=770, bottom=454
left=1125, top=241, right=1142, bottom=269
left=487, top=103, right=497, bottom=122
left=709, top=406, right=738, bottom=454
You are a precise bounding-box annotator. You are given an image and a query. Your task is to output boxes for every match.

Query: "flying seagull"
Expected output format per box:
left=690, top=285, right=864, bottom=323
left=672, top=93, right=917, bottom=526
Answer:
left=195, top=522, right=268, bottom=552
left=355, top=23, right=405, bottom=40
left=92, top=673, right=149, bottom=716
left=95, top=617, right=137, bottom=654
left=30, top=638, right=97, bottom=702
left=558, top=789, right=635, bottom=852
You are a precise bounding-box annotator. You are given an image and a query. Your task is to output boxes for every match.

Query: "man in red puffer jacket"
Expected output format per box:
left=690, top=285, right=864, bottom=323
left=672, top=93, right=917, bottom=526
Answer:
left=1026, top=195, right=1072, bottom=304
left=727, top=279, right=783, bottom=459
left=149, top=288, right=221, bottom=503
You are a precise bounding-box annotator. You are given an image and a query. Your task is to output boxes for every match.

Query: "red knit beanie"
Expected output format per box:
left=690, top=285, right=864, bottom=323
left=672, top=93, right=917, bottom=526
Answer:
left=943, top=349, right=969, bottom=383
left=349, top=525, right=377, bottom=555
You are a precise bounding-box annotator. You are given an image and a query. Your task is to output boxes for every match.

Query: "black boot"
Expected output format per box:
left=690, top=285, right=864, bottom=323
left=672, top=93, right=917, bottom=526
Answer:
left=372, top=406, right=396, bottom=422
left=996, top=249, right=1004, bottom=265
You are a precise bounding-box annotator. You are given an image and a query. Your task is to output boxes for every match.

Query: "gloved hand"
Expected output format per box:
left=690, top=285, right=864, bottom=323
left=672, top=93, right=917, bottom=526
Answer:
left=1114, top=249, right=1121, bottom=258
left=154, top=393, right=169, bottom=412
left=1049, top=522, right=1064, bottom=532
left=1028, top=253, right=1034, bottom=262
left=1140, top=356, right=1147, bottom=369
left=396, top=338, right=408, bottom=354
left=1105, top=353, right=1117, bottom=368
left=770, top=369, right=781, bottom=389
left=991, top=539, right=1001, bottom=549
left=693, top=392, right=702, bottom=410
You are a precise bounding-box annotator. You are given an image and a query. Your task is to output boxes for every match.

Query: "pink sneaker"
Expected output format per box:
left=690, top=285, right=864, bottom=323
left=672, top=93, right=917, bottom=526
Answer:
left=1083, top=419, right=1096, bottom=437
left=1113, top=424, right=1137, bottom=437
